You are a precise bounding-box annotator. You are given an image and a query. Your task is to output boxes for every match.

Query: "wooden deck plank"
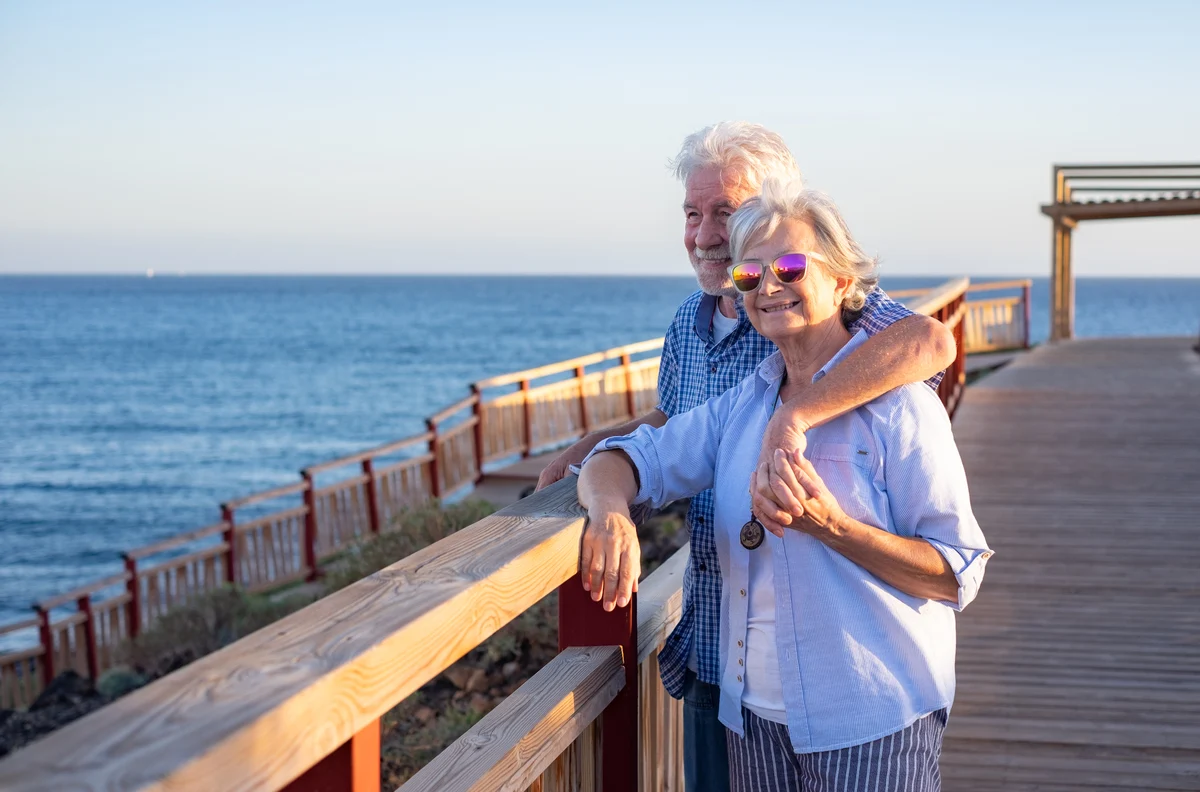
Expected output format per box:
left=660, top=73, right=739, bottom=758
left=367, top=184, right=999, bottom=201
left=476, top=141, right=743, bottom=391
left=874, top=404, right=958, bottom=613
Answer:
left=943, top=338, right=1200, bottom=790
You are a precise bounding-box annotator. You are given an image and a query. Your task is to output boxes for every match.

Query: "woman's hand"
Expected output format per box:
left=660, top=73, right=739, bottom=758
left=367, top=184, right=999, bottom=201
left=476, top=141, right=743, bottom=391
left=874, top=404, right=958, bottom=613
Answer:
left=580, top=502, right=641, bottom=612
left=780, top=449, right=848, bottom=538
left=750, top=448, right=847, bottom=539
left=750, top=406, right=810, bottom=534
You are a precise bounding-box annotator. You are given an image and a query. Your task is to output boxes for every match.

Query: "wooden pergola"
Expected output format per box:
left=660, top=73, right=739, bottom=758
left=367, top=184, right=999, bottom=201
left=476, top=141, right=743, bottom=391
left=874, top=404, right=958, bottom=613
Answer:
left=1042, top=163, right=1200, bottom=341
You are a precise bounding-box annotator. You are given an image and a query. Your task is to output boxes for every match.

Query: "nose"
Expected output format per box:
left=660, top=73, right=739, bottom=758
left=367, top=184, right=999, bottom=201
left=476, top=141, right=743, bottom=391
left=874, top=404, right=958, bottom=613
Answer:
left=696, top=213, right=726, bottom=251
left=760, top=265, right=784, bottom=295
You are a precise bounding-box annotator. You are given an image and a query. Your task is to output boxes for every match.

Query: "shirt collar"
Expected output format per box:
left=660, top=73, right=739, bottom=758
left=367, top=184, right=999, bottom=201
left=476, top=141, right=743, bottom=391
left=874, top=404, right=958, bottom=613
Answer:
left=693, top=293, right=749, bottom=340
left=755, top=329, right=870, bottom=390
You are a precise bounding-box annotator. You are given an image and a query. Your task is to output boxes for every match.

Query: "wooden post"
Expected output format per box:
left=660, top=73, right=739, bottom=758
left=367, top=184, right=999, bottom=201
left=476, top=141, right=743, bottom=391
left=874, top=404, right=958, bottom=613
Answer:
left=558, top=578, right=638, bottom=791
left=302, top=473, right=320, bottom=581
left=76, top=595, right=99, bottom=680
left=281, top=718, right=381, bottom=792
left=520, top=379, right=533, bottom=458
left=426, top=419, right=443, bottom=499
left=576, top=364, right=591, bottom=435
left=221, top=505, right=238, bottom=587
left=122, top=554, right=141, bottom=638
left=35, top=606, right=55, bottom=687
left=1022, top=280, right=1032, bottom=348
left=621, top=353, right=636, bottom=420
left=362, top=458, right=381, bottom=535
left=470, top=386, right=485, bottom=483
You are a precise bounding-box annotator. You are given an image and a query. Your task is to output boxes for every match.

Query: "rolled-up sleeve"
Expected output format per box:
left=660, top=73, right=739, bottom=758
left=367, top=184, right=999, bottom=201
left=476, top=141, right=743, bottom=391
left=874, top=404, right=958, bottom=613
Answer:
left=580, top=383, right=741, bottom=509
left=882, top=385, right=992, bottom=611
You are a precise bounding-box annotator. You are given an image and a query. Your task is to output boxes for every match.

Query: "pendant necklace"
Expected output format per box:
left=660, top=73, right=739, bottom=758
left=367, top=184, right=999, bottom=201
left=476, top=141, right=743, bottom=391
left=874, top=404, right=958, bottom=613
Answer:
left=740, top=372, right=788, bottom=550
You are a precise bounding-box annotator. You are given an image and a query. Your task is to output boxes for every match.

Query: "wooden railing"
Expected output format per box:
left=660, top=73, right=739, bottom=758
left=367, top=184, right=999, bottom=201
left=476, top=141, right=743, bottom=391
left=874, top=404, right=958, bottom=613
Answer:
left=0, top=279, right=988, bottom=724
left=893, top=279, right=1032, bottom=354
left=0, top=279, right=973, bottom=790
left=0, top=338, right=665, bottom=710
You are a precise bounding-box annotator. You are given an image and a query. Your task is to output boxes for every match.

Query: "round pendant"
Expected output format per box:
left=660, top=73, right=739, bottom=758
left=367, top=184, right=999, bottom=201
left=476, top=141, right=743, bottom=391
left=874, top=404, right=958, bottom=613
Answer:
left=739, top=518, right=765, bottom=550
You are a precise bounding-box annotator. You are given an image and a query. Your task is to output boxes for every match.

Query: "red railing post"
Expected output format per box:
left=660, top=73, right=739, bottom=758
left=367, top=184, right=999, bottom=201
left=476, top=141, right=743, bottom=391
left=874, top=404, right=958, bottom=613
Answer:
left=76, top=595, right=99, bottom=680
left=621, top=352, right=636, bottom=420
left=575, top=364, right=591, bottom=436
left=558, top=579, right=638, bottom=790
left=122, top=554, right=141, bottom=638
left=426, top=419, right=443, bottom=499
left=1023, top=280, right=1032, bottom=348
left=362, top=457, right=381, bottom=535
left=520, top=379, right=533, bottom=458
left=35, top=606, right=55, bottom=687
left=221, top=504, right=238, bottom=587
left=302, top=472, right=320, bottom=581
left=281, top=718, right=381, bottom=792
left=470, top=386, right=485, bottom=483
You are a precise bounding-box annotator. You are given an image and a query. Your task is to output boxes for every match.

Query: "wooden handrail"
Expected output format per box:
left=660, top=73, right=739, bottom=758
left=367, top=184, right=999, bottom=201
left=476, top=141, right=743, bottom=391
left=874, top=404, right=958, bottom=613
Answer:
left=302, top=433, right=434, bottom=476
left=0, top=617, right=41, bottom=637
left=222, top=480, right=309, bottom=510
left=0, top=478, right=589, bottom=791
left=399, top=646, right=625, bottom=792
left=966, top=278, right=1032, bottom=293
left=473, top=338, right=665, bottom=390
left=123, top=520, right=230, bottom=561
left=427, top=393, right=479, bottom=427
left=34, top=572, right=132, bottom=612
left=906, top=277, right=970, bottom=316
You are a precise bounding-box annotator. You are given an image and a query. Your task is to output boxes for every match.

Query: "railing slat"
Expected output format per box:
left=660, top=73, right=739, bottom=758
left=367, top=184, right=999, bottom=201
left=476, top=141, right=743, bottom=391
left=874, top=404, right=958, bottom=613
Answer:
left=400, top=646, right=624, bottom=792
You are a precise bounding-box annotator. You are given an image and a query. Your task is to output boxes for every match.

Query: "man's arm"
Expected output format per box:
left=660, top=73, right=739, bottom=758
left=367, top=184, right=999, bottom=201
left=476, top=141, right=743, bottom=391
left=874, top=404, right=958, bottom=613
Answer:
left=535, top=409, right=668, bottom=491
left=753, top=313, right=955, bottom=532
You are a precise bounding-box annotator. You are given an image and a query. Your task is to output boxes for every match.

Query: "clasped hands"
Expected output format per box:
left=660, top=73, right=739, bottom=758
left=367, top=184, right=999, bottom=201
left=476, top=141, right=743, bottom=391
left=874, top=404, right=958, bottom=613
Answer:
left=581, top=409, right=843, bottom=611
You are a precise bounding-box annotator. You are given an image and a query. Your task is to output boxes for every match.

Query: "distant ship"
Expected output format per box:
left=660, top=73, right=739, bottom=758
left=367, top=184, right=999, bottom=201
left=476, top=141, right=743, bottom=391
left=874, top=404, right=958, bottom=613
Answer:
left=146, top=268, right=155, bottom=278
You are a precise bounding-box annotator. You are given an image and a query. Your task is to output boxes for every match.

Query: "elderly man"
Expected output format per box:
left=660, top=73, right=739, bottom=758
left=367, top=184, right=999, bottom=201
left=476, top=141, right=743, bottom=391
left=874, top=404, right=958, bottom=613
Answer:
left=537, top=122, right=955, bottom=792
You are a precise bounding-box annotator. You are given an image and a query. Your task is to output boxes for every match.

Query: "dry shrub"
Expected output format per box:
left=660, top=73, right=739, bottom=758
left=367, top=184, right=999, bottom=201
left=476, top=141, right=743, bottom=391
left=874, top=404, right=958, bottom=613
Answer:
left=323, top=498, right=495, bottom=592
left=122, top=587, right=316, bottom=679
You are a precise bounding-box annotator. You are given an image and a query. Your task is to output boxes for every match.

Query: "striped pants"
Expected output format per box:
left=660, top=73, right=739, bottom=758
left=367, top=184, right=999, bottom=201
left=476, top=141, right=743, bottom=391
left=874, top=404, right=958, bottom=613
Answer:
left=725, top=709, right=947, bottom=792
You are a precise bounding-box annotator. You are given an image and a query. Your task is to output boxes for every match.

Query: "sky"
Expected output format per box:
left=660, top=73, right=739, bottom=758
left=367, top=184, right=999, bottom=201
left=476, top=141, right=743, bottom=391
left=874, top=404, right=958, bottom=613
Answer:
left=1, top=1, right=1197, bottom=277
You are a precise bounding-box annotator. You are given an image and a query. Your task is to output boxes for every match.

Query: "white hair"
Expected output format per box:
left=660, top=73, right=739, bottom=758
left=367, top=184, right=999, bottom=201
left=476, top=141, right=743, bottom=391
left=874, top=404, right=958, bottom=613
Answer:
left=670, top=121, right=801, bottom=192
left=728, top=177, right=879, bottom=314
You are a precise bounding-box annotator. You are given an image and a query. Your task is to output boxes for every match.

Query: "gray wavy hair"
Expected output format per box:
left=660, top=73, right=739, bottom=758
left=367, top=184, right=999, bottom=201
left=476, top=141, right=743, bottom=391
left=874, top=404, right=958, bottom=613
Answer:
left=670, top=121, right=801, bottom=190
left=728, top=177, right=879, bottom=313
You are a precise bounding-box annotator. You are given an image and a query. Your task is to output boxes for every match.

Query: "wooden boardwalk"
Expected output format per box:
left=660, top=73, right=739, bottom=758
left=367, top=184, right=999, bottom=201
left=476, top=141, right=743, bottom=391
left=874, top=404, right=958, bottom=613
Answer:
left=943, top=338, right=1200, bottom=790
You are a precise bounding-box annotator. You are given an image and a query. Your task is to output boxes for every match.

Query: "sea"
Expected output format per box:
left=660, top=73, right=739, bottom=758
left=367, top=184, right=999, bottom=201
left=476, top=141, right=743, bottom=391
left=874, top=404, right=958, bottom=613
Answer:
left=1, top=275, right=1198, bottom=648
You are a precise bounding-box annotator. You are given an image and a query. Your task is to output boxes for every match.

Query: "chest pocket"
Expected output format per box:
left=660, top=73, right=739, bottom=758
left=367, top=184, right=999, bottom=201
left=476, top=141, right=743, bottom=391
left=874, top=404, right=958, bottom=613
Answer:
left=806, top=442, right=877, bottom=521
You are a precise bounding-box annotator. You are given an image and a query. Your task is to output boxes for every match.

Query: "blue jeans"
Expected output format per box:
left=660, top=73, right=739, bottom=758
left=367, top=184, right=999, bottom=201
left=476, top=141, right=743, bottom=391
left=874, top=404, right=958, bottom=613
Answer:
left=683, top=669, right=731, bottom=792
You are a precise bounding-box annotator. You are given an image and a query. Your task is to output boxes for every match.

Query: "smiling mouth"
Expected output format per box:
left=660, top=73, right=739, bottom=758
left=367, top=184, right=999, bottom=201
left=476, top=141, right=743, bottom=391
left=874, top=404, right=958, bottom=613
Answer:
left=760, top=301, right=798, bottom=313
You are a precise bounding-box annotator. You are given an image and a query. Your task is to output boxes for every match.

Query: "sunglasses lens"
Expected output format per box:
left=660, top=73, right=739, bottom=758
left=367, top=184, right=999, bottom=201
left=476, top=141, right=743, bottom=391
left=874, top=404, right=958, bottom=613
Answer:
left=773, top=254, right=808, bottom=283
left=731, top=262, right=763, bottom=292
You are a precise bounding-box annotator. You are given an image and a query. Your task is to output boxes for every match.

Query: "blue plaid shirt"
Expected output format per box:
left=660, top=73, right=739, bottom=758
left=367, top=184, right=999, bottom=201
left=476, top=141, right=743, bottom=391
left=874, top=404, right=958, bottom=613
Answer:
left=654, top=286, right=942, bottom=698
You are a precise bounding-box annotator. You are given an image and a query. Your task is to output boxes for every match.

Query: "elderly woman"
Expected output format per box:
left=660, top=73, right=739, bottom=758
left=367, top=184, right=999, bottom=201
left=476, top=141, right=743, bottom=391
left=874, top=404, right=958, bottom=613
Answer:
left=576, top=177, right=991, bottom=791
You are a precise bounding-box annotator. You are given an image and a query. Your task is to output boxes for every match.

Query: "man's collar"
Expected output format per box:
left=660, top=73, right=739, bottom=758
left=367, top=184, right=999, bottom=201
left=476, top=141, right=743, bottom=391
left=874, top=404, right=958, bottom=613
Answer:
left=693, top=293, right=748, bottom=339
left=757, top=329, right=870, bottom=386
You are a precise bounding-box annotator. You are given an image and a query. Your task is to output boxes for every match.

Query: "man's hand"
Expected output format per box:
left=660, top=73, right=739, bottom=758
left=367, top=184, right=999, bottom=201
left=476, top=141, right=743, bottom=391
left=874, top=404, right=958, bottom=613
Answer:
left=536, top=437, right=594, bottom=491
left=580, top=503, right=641, bottom=612
left=750, top=405, right=811, bottom=535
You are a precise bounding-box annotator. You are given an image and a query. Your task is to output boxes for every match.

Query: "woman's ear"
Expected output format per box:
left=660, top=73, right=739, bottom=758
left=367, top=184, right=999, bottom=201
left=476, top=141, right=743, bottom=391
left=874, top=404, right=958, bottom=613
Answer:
left=832, top=274, right=853, bottom=305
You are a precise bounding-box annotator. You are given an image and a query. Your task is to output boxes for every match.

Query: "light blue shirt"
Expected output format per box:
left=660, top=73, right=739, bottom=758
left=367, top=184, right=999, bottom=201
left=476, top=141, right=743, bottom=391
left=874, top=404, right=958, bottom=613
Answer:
left=586, top=330, right=991, bottom=753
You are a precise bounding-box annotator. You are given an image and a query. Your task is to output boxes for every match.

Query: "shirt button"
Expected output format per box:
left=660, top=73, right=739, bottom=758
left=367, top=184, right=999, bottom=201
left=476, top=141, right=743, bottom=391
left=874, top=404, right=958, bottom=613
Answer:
left=740, top=589, right=746, bottom=597
left=737, top=640, right=743, bottom=647
left=699, top=563, right=707, bottom=571
left=736, top=675, right=742, bottom=682
left=738, top=659, right=743, bottom=666
left=710, top=364, right=718, bottom=373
